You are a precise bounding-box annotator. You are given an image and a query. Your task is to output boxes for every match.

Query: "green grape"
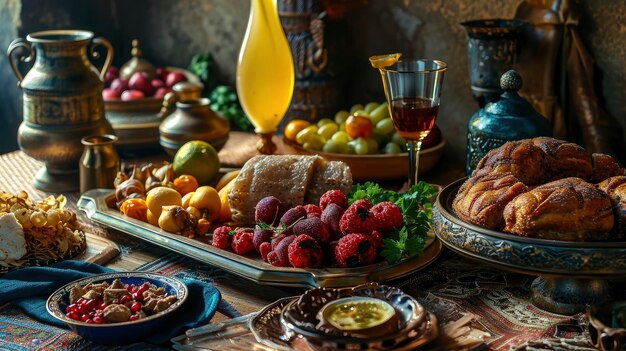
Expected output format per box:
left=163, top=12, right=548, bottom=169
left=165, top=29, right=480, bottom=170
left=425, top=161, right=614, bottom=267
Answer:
left=318, top=123, right=339, bottom=140
left=366, top=138, right=379, bottom=154
left=346, top=143, right=356, bottom=154
left=334, top=110, right=350, bottom=124
left=369, top=102, right=389, bottom=125
left=350, top=104, right=364, bottom=114
left=391, top=131, right=406, bottom=145
left=352, top=109, right=369, bottom=117
left=296, top=125, right=319, bottom=145
left=337, top=141, right=351, bottom=154
left=322, top=140, right=342, bottom=153
left=371, top=132, right=388, bottom=146
left=317, top=118, right=335, bottom=127
left=353, top=137, right=368, bottom=155
left=364, top=102, right=380, bottom=114
left=375, top=118, right=395, bottom=135
left=331, top=131, right=351, bottom=143
left=339, top=122, right=346, bottom=131
left=303, top=133, right=325, bottom=150
left=384, top=142, right=403, bottom=154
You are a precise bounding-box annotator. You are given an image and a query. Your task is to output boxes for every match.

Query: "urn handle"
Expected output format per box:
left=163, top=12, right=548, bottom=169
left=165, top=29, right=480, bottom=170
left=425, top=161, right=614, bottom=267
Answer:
left=89, top=37, right=114, bottom=81
left=7, top=38, right=35, bottom=88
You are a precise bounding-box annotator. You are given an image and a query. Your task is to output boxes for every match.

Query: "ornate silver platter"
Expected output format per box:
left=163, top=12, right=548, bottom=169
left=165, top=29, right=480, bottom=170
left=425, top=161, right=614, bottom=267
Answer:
left=432, top=178, right=626, bottom=315
left=78, top=189, right=442, bottom=289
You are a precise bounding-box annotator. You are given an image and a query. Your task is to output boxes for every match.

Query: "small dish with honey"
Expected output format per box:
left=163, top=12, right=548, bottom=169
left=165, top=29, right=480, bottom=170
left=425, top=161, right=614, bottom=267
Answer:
left=317, top=297, right=399, bottom=338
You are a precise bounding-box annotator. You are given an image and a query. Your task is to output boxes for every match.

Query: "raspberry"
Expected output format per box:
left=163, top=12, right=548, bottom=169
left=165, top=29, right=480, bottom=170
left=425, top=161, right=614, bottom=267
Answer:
left=255, top=196, right=284, bottom=226
left=303, top=204, right=322, bottom=218
left=370, top=230, right=383, bottom=251
left=339, top=199, right=375, bottom=235
left=334, top=233, right=377, bottom=268
left=231, top=231, right=254, bottom=255
left=319, top=190, right=348, bottom=210
left=293, top=217, right=331, bottom=244
left=259, top=242, right=272, bottom=262
left=288, top=234, right=324, bottom=268
left=253, top=228, right=273, bottom=252
left=212, top=226, right=232, bottom=249
left=370, top=201, right=404, bottom=233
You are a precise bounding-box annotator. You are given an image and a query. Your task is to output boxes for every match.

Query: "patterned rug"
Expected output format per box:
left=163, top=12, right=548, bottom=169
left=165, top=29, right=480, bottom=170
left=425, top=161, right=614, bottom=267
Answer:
left=0, top=253, right=238, bottom=351
left=395, top=251, right=597, bottom=350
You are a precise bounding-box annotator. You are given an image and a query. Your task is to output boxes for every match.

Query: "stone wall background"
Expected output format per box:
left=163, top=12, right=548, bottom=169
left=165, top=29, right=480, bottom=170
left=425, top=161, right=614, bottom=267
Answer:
left=0, top=0, right=623, bottom=165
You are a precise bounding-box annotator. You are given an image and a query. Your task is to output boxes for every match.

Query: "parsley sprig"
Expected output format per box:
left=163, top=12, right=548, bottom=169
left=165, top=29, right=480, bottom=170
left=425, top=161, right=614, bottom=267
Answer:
left=348, top=181, right=438, bottom=263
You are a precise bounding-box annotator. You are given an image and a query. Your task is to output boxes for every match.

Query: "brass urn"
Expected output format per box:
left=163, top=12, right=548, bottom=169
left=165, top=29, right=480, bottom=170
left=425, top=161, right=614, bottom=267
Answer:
left=159, top=98, right=230, bottom=156
left=7, top=30, right=114, bottom=192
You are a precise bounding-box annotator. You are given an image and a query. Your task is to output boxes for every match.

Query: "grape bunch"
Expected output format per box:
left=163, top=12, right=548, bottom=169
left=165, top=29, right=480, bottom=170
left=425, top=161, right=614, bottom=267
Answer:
left=285, top=102, right=441, bottom=155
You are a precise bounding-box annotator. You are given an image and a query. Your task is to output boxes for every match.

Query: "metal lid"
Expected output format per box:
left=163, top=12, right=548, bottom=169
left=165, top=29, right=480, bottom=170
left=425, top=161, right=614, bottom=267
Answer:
left=480, top=70, right=546, bottom=121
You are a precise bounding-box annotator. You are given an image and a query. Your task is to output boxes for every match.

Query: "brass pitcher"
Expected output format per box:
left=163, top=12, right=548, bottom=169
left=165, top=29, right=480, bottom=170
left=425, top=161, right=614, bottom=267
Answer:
left=79, top=135, right=120, bottom=194
left=7, top=30, right=114, bottom=192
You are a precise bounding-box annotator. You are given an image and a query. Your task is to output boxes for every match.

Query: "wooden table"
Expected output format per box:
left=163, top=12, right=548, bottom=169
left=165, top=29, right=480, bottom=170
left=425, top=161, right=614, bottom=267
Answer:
left=2, top=132, right=594, bottom=350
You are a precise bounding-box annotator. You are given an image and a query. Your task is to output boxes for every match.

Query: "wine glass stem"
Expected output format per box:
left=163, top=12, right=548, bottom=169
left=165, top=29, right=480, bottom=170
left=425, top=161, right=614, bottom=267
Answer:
left=406, top=140, right=423, bottom=188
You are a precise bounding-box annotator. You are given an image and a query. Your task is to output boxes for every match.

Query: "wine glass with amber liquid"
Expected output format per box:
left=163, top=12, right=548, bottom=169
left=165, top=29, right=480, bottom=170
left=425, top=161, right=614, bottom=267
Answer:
left=371, top=56, right=447, bottom=187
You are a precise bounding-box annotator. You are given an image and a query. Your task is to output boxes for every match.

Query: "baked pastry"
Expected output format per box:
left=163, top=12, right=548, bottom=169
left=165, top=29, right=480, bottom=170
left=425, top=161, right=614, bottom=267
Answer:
left=228, top=155, right=352, bottom=225
left=530, top=137, right=593, bottom=181
left=597, top=176, right=626, bottom=239
left=503, top=177, right=613, bottom=241
left=452, top=172, right=528, bottom=230
left=592, top=153, right=626, bottom=183
left=473, top=141, right=548, bottom=185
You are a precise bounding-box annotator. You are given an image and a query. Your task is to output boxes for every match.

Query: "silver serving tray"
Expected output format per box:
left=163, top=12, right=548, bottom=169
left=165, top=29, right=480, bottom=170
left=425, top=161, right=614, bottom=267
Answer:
left=78, top=189, right=442, bottom=288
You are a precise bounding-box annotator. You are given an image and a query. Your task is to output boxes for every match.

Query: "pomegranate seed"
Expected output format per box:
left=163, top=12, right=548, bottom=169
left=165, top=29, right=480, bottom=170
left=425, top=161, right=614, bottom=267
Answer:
left=80, top=314, right=90, bottom=322
left=119, top=295, right=132, bottom=304
left=86, top=318, right=94, bottom=324
left=77, top=305, right=87, bottom=314
left=132, top=292, right=143, bottom=301
left=76, top=298, right=85, bottom=304
left=142, top=282, right=150, bottom=289
left=93, top=316, right=103, bottom=324
left=129, top=314, right=140, bottom=321
left=98, top=302, right=107, bottom=310
left=70, top=311, right=80, bottom=320
left=65, top=312, right=73, bottom=318
left=85, top=299, right=96, bottom=311
left=130, top=302, right=142, bottom=312
left=67, top=304, right=77, bottom=312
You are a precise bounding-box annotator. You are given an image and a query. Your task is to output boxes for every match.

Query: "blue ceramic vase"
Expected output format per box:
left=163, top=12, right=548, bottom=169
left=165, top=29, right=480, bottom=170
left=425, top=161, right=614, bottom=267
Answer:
left=466, top=70, right=552, bottom=175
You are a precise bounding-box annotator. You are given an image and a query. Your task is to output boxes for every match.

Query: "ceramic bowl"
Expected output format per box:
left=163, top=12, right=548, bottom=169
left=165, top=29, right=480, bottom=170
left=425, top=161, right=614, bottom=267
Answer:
left=283, top=138, right=445, bottom=181
left=46, top=272, right=188, bottom=345
left=588, top=300, right=626, bottom=351
left=280, top=282, right=427, bottom=350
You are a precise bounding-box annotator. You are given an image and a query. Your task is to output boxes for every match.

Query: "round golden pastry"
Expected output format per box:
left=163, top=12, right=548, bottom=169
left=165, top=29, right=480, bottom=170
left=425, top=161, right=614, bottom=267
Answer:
left=454, top=137, right=626, bottom=241
left=503, top=177, right=613, bottom=241
left=452, top=172, right=527, bottom=230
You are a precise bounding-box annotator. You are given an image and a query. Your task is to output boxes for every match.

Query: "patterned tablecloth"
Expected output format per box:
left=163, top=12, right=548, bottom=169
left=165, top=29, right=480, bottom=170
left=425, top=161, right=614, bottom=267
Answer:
left=0, top=134, right=613, bottom=351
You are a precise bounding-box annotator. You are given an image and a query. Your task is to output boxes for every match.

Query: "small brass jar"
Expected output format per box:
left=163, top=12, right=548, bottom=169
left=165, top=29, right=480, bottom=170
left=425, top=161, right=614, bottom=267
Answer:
left=159, top=98, right=230, bottom=156
left=79, top=135, right=120, bottom=193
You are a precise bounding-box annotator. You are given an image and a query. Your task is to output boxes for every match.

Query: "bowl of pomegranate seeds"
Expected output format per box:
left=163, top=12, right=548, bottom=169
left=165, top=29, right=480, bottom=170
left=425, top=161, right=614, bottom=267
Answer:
left=46, top=272, right=188, bottom=345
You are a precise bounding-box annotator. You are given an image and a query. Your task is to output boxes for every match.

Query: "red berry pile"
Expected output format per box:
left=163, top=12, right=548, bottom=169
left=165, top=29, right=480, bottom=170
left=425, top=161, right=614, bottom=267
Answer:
left=102, top=66, right=188, bottom=101
left=211, top=190, right=404, bottom=268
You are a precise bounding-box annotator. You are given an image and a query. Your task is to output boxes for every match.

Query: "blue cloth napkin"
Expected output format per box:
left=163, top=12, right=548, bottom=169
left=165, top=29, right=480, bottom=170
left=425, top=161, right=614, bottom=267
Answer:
left=0, top=260, right=221, bottom=345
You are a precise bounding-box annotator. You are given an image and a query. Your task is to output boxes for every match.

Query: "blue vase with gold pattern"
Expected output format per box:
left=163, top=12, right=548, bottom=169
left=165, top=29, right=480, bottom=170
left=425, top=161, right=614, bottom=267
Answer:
left=466, top=70, right=552, bottom=175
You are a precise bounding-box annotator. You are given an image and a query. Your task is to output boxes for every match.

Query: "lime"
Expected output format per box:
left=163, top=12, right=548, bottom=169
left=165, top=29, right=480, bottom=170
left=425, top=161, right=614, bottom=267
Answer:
left=173, top=141, right=220, bottom=185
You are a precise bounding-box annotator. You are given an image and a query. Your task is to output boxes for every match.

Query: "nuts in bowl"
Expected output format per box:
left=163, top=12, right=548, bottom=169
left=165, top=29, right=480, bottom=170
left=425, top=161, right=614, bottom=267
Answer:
left=46, top=272, right=187, bottom=345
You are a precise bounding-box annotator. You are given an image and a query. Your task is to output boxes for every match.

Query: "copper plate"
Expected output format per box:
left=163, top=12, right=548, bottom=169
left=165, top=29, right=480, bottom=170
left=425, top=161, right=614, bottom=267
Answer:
left=78, top=189, right=442, bottom=288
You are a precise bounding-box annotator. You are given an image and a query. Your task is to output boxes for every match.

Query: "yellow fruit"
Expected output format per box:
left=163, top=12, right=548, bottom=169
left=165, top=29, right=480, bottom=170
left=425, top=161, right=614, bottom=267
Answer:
left=190, top=186, right=221, bottom=221
left=173, top=141, right=220, bottom=185
left=181, top=192, right=194, bottom=208
left=215, top=170, right=240, bottom=191
left=284, top=120, right=311, bottom=141
left=217, top=178, right=236, bottom=222
left=146, top=187, right=182, bottom=219
left=369, top=53, right=402, bottom=69
left=147, top=209, right=159, bottom=226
